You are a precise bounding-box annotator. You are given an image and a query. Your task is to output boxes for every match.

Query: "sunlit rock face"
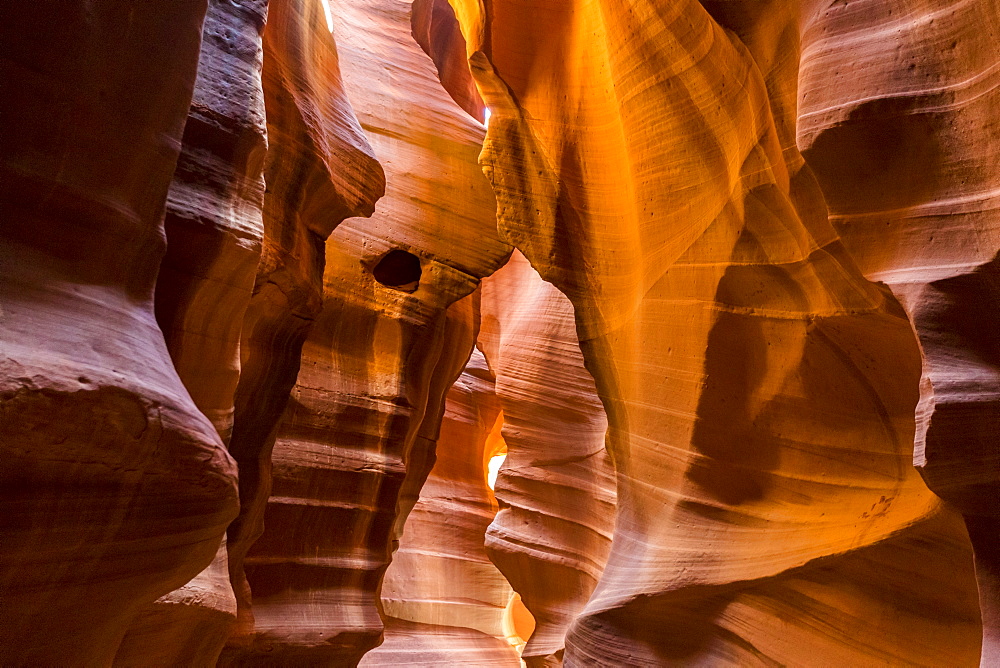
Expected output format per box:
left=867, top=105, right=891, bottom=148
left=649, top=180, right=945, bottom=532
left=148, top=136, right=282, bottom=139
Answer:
left=0, top=1, right=239, bottom=664
left=797, top=2, right=1000, bottom=660
left=360, top=348, right=521, bottom=667
left=449, top=0, right=982, bottom=665
left=479, top=250, right=615, bottom=667
left=4, top=0, right=1000, bottom=665
left=219, top=0, right=510, bottom=663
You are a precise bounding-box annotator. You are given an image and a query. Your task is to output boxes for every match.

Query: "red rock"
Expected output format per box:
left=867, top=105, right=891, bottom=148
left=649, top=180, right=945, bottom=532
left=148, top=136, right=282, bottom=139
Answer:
left=798, top=1, right=1000, bottom=660
left=220, top=0, right=510, bottom=662
left=0, top=1, right=238, bottom=663
left=450, top=1, right=982, bottom=664
left=221, top=0, right=385, bottom=656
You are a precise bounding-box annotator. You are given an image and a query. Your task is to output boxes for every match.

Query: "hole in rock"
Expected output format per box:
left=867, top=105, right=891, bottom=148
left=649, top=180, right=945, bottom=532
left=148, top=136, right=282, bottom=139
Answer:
left=372, top=249, right=422, bottom=292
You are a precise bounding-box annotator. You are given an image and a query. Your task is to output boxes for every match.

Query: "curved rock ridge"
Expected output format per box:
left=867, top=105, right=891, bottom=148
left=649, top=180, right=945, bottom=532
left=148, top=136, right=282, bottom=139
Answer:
left=220, top=0, right=511, bottom=663
left=410, top=0, right=487, bottom=123
left=361, top=349, right=521, bottom=667
left=479, top=250, right=615, bottom=667
left=0, top=1, right=240, bottom=664
left=449, top=0, right=982, bottom=664
left=797, top=2, right=1000, bottom=660
left=221, top=0, right=386, bottom=654
left=114, top=1, right=269, bottom=663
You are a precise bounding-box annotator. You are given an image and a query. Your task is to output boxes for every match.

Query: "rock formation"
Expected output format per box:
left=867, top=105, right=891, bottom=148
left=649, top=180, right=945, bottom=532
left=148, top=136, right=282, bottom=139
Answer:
left=360, top=349, right=520, bottom=667
left=0, top=1, right=239, bottom=664
left=219, top=0, right=510, bottom=663
left=5, top=0, right=1000, bottom=665
left=114, top=1, right=268, bottom=663
left=221, top=0, right=385, bottom=657
left=479, top=250, right=615, bottom=666
left=797, top=2, right=1000, bottom=661
left=450, top=0, right=982, bottom=664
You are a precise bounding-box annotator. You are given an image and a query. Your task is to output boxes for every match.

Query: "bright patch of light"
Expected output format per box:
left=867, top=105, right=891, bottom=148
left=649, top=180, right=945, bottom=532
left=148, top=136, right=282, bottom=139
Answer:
left=487, top=453, right=506, bottom=490
left=483, top=107, right=492, bottom=128
left=321, top=0, right=334, bottom=32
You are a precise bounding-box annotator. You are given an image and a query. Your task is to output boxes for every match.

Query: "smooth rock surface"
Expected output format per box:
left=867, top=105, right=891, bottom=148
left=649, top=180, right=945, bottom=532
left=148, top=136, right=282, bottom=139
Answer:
left=221, top=0, right=510, bottom=662
left=479, top=250, right=615, bottom=667
left=450, top=1, right=983, bottom=664
left=361, top=349, right=520, bottom=667
left=114, top=1, right=269, bottom=662
left=0, top=1, right=239, bottom=663
left=798, top=3, right=1000, bottom=661
left=221, top=0, right=386, bottom=656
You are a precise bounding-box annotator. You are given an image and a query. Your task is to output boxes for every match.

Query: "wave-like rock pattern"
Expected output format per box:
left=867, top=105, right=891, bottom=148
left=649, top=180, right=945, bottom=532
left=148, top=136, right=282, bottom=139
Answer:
left=0, top=1, right=240, bottom=664
left=797, top=2, right=1000, bottom=660
left=113, top=1, right=269, bottom=663
left=479, top=250, right=615, bottom=667
left=221, top=0, right=386, bottom=656
left=221, top=0, right=511, bottom=663
left=361, top=349, right=520, bottom=667
left=450, top=0, right=982, bottom=664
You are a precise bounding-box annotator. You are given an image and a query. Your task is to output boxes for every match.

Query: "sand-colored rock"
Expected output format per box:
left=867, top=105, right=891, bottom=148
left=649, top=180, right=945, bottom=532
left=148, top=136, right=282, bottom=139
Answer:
left=361, top=349, right=520, bottom=667
left=479, top=250, right=615, bottom=666
left=220, top=0, right=386, bottom=653
left=220, top=0, right=510, bottom=662
left=450, top=0, right=982, bottom=664
left=112, top=1, right=269, bottom=664
left=797, top=1, right=1000, bottom=660
left=0, top=1, right=239, bottom=664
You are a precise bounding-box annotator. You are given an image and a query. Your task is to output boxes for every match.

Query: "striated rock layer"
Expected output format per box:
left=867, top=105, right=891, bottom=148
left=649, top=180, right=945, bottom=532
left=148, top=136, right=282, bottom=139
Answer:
left=221, top=0, right=511, bottom=663
left=221, top=0, right=386, bottom=656
left=797, top=2, right=1000, bottom=661
left=114, top=0, right=268, bottom=663
left=479, top=250, right=615, bottom=667
left=451, top=0, right=982, bottom=664
left=0, top=1, right=239, bottom=664
left=361, top=349, right=520, bottom=667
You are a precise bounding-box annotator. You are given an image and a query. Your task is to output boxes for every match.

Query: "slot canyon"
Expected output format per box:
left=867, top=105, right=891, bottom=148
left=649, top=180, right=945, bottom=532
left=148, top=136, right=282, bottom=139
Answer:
left=1, top=0, right=998, bottom=666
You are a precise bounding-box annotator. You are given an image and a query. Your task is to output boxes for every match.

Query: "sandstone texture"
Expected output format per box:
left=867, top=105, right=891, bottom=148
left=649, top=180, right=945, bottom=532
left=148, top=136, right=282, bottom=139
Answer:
left=4, top=0, right=1000, bottom=666
left=798, top=3, right=1000, bottom=661
left=450, top=0, right=982, bottom=664
left=222, top=0, right=385, bottom=657
left=0, top=1, right=242, bottom=664
left=361, top=349, right=520, bottom=667
left=220, top=0, right=510, bottom=663
left=480, top=250, right=615, bottom=666
left=114, top=1, right=268, bottom=662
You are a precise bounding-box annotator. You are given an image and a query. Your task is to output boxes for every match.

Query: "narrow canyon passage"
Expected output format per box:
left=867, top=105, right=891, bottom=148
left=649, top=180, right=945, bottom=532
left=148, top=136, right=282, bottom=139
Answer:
left=1, top=0, right=998, bottom=667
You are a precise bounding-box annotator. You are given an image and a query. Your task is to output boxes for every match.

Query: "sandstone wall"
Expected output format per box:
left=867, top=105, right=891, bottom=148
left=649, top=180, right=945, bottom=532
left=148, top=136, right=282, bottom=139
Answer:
left=797, top=3, right=1000, bottom=660
left=450, top=0, right=983, bottom=664
left=220, top=0, right=510, bottom=662
left=361, top=349, right=521, bottom=667
left=479, top=250, right=615, bottom=667
left=0, top=1, right=239, bottom=663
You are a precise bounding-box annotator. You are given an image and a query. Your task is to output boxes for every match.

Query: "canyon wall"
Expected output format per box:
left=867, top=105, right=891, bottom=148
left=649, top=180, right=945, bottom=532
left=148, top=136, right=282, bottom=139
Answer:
left=360, top=348, right=521, bottom=667
left=450, top=0, right=983, bottom=664
left=222, top=0, right=386, bottom=656
left=219, top=0, right=511, bottom=662
left=797, top=2, right=1000, bottom=660
left=3, top=0, right=1000, bottom=666
left=113, top=0, right=269, bottom=662
left=0, top=1, right=243, bottom=664
left=479, top=250, right=615, bottom=666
